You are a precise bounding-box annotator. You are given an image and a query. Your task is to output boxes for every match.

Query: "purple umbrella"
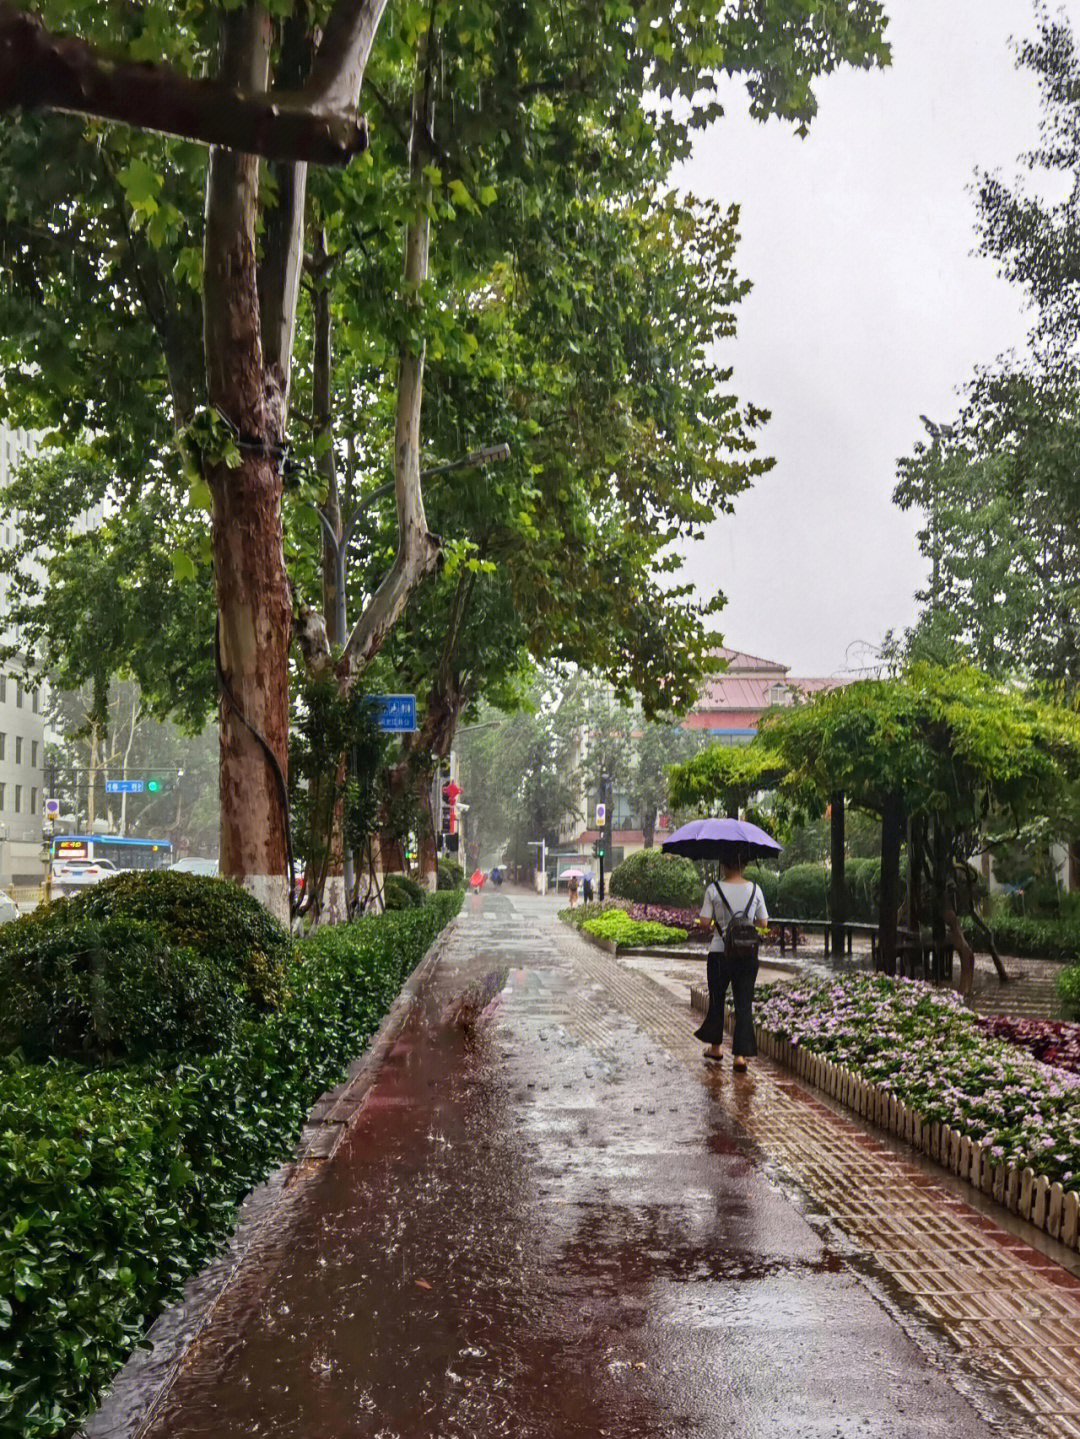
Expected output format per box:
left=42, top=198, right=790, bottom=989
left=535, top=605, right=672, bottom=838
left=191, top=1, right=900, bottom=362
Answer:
left=661, top=817, right=781, bottom=860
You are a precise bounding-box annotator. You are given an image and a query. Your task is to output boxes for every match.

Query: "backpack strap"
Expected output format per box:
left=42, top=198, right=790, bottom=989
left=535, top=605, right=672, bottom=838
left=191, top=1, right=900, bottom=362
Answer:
left=741, top=884, right=758, bottom=920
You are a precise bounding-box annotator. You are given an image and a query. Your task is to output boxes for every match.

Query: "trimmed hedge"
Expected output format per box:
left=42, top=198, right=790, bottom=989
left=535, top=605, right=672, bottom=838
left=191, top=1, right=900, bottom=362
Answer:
left=0, top=873, right=296, bottom=1064
left=437, top=858, right=466, bottom=890
left=0, top=917, right=235, bottom=1063
left=63, top=869, right=293, bottom=1008
left=775, top=863, right=830, bottom=920
left=383, top=873, right=426, bottom=910
left=609, top=849, right=704, bottom=908
left=966, top=915, right=1080, bottom=966
left=0, top=891, right=462, bottom=1438
left=743, top=864, right=780, bottom=913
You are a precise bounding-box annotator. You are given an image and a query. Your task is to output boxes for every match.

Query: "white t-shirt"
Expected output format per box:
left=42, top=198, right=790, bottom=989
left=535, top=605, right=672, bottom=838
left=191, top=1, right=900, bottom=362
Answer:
left=700, top=881, right=769, bottom=954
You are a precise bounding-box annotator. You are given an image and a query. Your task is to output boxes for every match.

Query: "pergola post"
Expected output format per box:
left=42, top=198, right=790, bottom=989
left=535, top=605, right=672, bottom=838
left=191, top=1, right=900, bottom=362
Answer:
left=878, top=791, right=904, bottom=976
left=829, top=790, right=845, bottom=958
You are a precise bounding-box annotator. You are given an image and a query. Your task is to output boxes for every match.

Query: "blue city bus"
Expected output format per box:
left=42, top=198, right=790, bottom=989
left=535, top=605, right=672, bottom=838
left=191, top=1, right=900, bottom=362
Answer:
left=49, top=834, right=173, bottom=871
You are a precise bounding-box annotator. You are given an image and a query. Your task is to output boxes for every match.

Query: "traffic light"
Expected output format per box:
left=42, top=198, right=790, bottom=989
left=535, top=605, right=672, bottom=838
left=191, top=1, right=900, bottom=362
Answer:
left=146, top=776, right=163, bottom=793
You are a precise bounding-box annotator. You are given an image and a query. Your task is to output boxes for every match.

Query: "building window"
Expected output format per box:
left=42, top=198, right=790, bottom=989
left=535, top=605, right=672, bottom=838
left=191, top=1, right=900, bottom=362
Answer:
left=14, top=785, right=21, bottom=814
left=15, top=680, right=22, bottom=709
left=1, top=783, right=8, bottom=812
left=0, top=733, right=7, bottom=762
left=30, top=740, right=37, bottom=768
left=0, top=676, right=7, bottom=703
left=30, top=786, right=36, bottom=815
left=32, top=689, right=38, bottom=715
left=14, top=736, right=21, bottom=765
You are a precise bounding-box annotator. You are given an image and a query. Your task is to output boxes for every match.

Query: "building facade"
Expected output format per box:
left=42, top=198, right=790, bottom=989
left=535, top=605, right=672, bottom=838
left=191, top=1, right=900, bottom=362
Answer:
left=0, top=427, right=47, bottom=886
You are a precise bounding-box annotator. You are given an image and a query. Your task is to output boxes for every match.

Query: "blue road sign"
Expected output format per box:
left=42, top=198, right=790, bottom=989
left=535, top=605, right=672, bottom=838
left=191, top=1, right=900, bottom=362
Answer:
left=105, top=780, right=145, bottom=794
left=373, top=694, right=418, bottom=732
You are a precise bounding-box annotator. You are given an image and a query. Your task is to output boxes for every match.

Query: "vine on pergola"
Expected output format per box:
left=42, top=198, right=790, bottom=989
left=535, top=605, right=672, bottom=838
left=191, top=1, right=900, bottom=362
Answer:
left=669, top=666, right=1080, bottom=981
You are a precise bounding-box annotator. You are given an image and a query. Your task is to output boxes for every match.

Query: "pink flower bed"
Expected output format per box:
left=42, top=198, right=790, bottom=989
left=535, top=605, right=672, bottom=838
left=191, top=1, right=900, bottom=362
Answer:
left=975, top=1015, right=1080, bottom=1078
left=625, top=902, right=702, bottom=931
left=623, top=903, right=797, bottom=949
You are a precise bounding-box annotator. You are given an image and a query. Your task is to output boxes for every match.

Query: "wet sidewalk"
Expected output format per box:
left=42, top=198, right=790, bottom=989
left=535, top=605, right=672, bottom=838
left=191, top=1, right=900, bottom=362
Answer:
left=125, top=890, right=1065, bottom=1438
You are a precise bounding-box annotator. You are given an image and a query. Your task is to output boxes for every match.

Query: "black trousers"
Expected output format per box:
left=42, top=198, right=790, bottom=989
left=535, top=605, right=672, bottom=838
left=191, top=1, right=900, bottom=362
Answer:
left=694, top=950, right=759, bottom=1056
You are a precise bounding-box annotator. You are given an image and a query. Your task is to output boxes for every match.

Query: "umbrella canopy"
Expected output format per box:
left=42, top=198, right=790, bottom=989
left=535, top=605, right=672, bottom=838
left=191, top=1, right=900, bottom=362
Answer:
left=661, top=817, right=781, bottom=861
left=558, top=867, right=594, bottom=880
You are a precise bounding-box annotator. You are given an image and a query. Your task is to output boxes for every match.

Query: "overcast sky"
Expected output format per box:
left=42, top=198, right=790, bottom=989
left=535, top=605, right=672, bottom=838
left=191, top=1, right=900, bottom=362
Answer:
left=677, top=0, right=1075, bottom=677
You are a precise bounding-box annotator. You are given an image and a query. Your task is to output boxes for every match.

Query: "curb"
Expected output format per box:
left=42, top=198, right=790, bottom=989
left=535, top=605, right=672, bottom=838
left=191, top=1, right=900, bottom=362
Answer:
left=688, top=985, right=1080, bottom=1256
left=80, top=914, right=460, bottom=1439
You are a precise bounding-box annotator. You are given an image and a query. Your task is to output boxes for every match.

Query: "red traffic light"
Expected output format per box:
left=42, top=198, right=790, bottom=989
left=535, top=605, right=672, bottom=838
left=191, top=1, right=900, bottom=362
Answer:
left=444, top=781, right=462, bottom=802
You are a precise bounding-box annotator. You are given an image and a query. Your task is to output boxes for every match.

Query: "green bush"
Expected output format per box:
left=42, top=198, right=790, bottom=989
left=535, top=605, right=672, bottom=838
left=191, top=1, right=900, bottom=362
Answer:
left=437, top=857, right=466, bottom=890
left=776, top=863, right=830, bottom=919
left=963, top=913, right=1080, bottom=965
left=581, top=908, right=687, bottom=947
left=1059, top=964, right=1080, bottom=1019
left=61, top=869, right=293, bottom=1008
left=383, top=873, right=426, bottom=909
left=0, top=891, right=462, bottom=1437
left=0, top=916, right=236, bottom=1062
left=743, top=864, right=780, bottom=913
left=609, top=848, right=703, bottom=908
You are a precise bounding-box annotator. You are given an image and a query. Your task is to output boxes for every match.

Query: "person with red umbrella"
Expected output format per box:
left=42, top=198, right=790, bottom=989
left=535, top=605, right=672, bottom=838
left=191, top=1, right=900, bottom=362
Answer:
left=662, top=819, right=780, bottom=1073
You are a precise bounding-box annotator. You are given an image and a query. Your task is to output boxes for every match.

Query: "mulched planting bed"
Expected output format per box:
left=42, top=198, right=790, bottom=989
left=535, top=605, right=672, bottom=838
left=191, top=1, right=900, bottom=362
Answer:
left=757, top=973, right=1080, bottom=1186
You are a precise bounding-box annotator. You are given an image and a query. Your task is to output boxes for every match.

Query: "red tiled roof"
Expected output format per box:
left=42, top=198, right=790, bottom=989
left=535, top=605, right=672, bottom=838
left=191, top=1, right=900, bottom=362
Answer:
left=714, top=646, right=789, bottom=674
left=694, top=673, right=842, bottom=715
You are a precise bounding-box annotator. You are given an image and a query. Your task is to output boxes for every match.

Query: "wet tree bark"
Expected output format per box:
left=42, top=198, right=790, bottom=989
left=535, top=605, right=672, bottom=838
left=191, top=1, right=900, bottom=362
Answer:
left=204, top=8, right=291, bottom=920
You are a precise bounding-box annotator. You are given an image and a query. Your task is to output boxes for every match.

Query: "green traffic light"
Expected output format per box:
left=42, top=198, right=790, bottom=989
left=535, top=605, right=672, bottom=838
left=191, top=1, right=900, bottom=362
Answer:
left=147, top=779, right=161, bottom=793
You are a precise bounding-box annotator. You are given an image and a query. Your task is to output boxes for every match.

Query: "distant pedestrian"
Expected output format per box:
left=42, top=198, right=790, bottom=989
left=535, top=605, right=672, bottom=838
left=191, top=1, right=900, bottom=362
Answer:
left=582, top=875, right=594, bottom=904
left=568, top=874, right=579, bottom=907
left=694, top=848, right=768, bottom=1072
left=470, top=868, right=485, bottom=893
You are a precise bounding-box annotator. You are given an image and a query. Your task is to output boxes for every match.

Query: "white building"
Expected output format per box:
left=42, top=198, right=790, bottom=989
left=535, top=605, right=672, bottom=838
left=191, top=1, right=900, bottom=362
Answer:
left=0, top=427, right=47, bottom=886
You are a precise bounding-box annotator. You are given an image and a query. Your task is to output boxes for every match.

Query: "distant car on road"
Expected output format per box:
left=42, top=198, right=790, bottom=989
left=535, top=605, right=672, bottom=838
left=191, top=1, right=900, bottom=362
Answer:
left=48, top=857, right=119, bottom=898
left=169, top=857, right=219, bottom=877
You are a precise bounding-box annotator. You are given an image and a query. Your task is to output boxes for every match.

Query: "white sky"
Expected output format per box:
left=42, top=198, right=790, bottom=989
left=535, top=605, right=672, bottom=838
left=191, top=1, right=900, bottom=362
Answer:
left=678, top=0, right=1073, bottom=677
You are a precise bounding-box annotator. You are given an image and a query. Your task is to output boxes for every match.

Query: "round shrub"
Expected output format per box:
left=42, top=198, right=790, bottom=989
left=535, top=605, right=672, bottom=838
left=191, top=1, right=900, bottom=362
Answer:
left=383, top=873, right=426, bottom=909
left=437, top=857, right=466, bottom=890
left=743, top=864, right=780, bottom=913
left=776, top=863, right=829, bottom=919
left=61, top=869, right=292, bottom=1008
left=0, top=915, right=237, bottom=1061
left=609, top=848, right=704, bottom=908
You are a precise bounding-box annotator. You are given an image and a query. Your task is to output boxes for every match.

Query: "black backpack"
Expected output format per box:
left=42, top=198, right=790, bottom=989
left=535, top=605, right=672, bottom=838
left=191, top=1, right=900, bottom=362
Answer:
left=717, top=884, right=760, bottom=963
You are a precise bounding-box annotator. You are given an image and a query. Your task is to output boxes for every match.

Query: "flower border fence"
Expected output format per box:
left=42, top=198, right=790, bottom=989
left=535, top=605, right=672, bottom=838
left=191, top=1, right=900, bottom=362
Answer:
left=690, top=984, right=1080, bottom=1254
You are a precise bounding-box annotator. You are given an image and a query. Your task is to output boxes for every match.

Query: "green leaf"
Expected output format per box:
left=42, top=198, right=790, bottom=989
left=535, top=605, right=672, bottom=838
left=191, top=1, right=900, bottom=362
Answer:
left=171, top=551, right=196, bottom=582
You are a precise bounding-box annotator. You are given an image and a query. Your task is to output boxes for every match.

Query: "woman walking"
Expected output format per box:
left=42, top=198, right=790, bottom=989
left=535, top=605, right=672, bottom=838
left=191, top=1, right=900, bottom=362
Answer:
left=694, top=846, right=768, bottom=1072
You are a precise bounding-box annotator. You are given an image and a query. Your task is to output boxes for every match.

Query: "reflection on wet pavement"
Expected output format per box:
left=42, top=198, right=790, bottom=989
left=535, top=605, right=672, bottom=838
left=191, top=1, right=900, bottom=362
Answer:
left=140, top=891, right=1000, bottom=1439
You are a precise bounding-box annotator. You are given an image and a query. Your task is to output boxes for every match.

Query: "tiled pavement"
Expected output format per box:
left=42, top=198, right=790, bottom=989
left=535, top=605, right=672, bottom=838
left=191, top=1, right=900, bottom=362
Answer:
left=102, top=893, right=1080, bottom=1438
left=561, top=913, right=1080, bottom=1438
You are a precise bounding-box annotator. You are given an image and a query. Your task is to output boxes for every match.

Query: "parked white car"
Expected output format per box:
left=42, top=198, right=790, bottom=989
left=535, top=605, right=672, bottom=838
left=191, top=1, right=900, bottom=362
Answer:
left=48, top=857, right=118, bottom=898
left=0, top=890, right=19, bottom=923
left=169, top=857, right=219, bottom=877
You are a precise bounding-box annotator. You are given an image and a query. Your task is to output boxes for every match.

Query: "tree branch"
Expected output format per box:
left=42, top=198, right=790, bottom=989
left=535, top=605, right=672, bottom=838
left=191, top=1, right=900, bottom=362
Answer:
left=0, top=3, right=370, bottom=165
left=306, top=0, right=390, bottom=111
left=339, top=24, right=440, bottom=679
